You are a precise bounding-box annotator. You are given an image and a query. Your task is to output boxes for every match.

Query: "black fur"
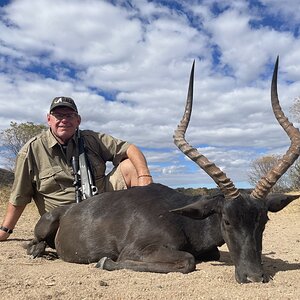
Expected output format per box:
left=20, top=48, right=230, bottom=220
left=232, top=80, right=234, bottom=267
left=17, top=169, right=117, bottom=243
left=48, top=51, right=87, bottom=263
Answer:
left=27, top=183, right=298, bottom=283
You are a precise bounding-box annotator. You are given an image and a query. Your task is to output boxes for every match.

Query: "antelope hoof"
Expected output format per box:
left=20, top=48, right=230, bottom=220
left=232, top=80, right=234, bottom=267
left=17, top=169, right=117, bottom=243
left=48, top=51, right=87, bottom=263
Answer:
left=95, top=257, right=108, bottom=269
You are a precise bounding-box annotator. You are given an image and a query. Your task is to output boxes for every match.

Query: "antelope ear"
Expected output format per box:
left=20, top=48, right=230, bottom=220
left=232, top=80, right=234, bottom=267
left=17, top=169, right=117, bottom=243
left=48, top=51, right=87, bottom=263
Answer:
left=266, top=194, right=299, bottom=212
left=170, top=196, right=224, bottom=220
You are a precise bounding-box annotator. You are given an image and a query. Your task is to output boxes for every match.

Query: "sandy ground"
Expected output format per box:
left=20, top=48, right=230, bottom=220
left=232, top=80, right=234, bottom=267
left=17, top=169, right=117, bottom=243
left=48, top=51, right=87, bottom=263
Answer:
left=0, top=197, right=299, bottom=300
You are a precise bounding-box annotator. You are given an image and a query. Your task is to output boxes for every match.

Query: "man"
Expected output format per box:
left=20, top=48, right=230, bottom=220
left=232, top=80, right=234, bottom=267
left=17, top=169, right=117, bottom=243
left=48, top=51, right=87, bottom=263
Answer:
left=0, top=97, right=152, bottom=241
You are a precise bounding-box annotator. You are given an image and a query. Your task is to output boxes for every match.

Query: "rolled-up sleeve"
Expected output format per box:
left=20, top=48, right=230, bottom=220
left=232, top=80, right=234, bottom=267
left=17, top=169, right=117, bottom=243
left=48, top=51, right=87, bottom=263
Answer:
left=82, top=130, right=131, bottom=167
left=9, top=144, right=35, bottom=206
left=98, top=133, right=131, bottom=166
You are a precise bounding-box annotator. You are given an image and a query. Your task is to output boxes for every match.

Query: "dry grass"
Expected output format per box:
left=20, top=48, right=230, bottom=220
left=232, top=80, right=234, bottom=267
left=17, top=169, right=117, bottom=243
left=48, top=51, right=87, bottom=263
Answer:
left=0, top=185, right=11, bottom=205
left=0, top=186, right=38, bottom=216
left=282, top=192, right=300, bottom=213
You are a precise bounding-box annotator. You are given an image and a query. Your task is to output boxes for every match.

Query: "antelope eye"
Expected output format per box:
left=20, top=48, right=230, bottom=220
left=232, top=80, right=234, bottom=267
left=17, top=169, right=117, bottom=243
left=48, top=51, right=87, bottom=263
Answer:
left=224, top=219, right=230, bottom=226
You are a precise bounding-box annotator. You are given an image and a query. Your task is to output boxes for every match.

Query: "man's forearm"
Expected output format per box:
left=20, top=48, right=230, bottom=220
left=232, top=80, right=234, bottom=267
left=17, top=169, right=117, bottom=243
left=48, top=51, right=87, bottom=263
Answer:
left=0, top=203, right=26, bottom=241
left=126, top=145, right=151, bottom=175
left=126, top=144, right=153, bottom=186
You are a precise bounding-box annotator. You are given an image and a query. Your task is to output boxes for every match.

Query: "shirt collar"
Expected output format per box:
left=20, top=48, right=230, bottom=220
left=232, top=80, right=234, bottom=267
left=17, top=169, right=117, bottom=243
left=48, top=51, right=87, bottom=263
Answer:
left=46, top=129, right=77, bottom=148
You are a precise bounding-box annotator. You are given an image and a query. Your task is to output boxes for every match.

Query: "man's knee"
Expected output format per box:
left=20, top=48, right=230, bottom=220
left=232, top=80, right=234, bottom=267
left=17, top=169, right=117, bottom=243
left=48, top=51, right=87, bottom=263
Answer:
left=119, top=159, right=138, bottom=187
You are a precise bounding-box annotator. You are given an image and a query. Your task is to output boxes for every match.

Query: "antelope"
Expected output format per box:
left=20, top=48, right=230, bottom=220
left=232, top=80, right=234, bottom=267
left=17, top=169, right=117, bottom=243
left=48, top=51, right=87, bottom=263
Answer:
left=27, top=57, right=299, bottom=283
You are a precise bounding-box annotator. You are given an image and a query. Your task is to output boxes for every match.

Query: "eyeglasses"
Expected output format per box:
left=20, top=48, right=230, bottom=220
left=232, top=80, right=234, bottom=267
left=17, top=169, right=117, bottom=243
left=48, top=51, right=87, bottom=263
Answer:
left=50, top=112, right=79, bottom=120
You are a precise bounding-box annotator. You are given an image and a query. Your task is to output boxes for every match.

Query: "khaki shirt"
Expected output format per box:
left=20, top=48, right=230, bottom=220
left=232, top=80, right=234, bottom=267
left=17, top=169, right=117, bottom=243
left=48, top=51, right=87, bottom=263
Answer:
left=9, top=129, right=130, bottom=215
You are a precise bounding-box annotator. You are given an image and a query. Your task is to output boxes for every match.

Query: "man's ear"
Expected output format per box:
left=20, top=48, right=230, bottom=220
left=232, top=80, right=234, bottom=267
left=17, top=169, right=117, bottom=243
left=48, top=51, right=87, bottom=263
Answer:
left=47, top=113, right=51, bottom=126
left=266, top=194, right=299, bottom=212
left=170, top=196, right=224, bottom=220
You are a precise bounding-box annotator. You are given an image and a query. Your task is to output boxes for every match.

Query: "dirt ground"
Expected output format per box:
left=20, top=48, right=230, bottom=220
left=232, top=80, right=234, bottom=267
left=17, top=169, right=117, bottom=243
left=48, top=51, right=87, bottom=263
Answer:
left=0, top=195, right=299, bottom=300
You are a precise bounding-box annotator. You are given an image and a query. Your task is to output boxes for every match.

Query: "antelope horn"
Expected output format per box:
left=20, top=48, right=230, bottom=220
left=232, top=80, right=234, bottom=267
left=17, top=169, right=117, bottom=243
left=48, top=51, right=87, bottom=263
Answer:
left=251, top=57, right=300, bottom=199
left=174, top=61, right=240, bottom=199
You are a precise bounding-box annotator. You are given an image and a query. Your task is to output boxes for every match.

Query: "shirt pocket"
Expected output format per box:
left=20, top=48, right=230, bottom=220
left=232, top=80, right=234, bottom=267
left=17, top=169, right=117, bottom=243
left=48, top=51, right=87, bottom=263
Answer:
left=38, top=166, right=66, bottom=194
left=86, top=152, right=106, bottom=181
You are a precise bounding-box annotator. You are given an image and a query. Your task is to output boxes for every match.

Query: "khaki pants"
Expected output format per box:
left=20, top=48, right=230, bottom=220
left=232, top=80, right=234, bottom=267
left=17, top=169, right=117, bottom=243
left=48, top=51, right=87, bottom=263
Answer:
left=104, top=164, right=127, bottom=192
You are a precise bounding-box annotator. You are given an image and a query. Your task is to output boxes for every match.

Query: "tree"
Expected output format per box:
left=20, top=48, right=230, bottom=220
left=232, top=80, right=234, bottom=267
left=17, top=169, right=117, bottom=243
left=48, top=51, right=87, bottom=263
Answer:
left=0, top=122, right=47, bottom=170
left=288, top=160, right=300, bottom=190
left=288, top=96, right=300, bottom=189
left=248, top=155, right=291, bottom=192
left=290, top=96, right=300, bottom=122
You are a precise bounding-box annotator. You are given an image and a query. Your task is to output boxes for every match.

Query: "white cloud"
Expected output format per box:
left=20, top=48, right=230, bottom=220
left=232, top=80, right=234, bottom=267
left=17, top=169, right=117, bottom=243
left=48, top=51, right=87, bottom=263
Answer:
left=260, top=0, right=300, bottom=27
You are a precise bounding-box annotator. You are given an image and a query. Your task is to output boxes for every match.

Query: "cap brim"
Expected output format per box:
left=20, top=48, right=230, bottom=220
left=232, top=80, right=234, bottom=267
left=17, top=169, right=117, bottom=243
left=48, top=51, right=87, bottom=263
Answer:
left=50, top=103, right=77, bottom=112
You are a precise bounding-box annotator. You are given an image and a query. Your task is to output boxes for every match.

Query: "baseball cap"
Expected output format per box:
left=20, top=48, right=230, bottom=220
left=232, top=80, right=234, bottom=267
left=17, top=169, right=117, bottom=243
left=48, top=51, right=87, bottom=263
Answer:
left=50, top=97, right=78, bottom=112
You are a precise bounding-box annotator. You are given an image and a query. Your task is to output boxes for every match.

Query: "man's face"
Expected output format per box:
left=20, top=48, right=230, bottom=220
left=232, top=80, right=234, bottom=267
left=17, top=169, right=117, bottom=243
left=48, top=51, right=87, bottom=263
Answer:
left=47, top=107, right=81, bottom=144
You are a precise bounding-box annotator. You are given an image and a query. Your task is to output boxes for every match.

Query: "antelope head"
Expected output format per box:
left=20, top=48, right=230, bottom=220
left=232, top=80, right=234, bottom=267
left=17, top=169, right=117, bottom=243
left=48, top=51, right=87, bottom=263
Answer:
left=172, top=58, right=300, bottom=283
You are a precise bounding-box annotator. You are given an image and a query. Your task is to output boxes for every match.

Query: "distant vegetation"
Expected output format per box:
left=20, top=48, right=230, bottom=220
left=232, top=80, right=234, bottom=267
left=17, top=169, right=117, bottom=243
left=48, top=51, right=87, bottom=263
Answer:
left=0, top=168, right=14, bottom=187
left=175, top=186, right=253, bottom=196
left=0, top=121, right=47, bottom=170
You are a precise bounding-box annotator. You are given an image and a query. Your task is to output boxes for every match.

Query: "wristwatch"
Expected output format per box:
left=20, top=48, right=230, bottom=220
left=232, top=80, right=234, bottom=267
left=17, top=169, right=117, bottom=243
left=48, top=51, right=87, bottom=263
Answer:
left=0, top=226, right=13, bottom=234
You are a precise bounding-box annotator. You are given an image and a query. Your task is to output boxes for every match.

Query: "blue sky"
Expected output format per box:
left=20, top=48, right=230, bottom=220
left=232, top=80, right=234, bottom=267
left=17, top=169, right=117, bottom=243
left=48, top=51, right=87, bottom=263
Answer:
left=1, top=0, right=300, bottom=188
